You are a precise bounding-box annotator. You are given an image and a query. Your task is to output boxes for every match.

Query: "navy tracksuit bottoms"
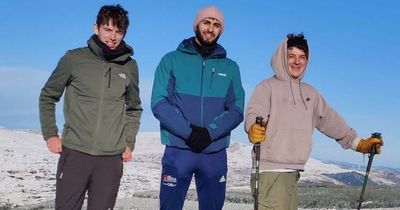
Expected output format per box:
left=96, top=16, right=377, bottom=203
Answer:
left=159, top=146, right=227, bottom=210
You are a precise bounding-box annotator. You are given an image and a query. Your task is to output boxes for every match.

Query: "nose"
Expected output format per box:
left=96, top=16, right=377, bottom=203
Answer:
left=207, top=25, right=214, bottom=32
left=110, top=32, right=117, bottom=40
left=294, top=57, right=300, bottom=64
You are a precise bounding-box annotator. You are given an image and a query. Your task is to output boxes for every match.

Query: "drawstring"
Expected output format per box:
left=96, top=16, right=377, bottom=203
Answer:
left=298, top=79, right=308, bottom=110
left=105, top=67, right=111, bottom=88
left=289, top=79, right=296, bottom=105
left=289, top=78, right=308, bottom=110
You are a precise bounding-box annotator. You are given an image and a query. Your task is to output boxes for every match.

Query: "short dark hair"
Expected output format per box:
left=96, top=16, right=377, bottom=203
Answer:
left=96, top=4, right=129, bottom=33
left=287, top=33, right=309, bottom=59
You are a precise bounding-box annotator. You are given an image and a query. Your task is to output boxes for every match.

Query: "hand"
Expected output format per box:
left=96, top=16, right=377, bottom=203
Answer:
left=122, top=146, right=133, bottom=162
left=356, top=137, right=383, bottom=154
left=46, top=136, right=62, bottom=154
left=248, top=123, right=266, bottom=144
left=186, top=124, right=212, bottom=153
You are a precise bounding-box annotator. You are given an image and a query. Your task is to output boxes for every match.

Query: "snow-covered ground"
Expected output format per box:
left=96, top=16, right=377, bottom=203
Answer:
left=0, top=127, right=396, bottom=209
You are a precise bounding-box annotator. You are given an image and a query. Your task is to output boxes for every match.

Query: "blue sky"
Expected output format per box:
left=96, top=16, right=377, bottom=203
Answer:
left=0, top=1, right=399, bottom=168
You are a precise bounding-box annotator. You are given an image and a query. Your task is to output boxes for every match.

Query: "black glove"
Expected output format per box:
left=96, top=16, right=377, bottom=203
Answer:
left=186, top=124, right=212, bottom=153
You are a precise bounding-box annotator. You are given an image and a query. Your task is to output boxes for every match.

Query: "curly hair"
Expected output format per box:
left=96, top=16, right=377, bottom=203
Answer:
left=96, top=4, right=129, bottom=33
left=287, top=33, right=309, bottom=59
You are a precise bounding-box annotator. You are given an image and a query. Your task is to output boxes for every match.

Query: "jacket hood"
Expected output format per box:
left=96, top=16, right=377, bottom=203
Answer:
left=271, top=38, right=309, bottom=82
left=87, top=35, right=134, bottom=62
left=177, top=37, right=227, bottom=59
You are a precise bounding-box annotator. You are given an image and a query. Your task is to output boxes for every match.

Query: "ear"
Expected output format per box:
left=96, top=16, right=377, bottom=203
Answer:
left=93, top=24, right=99, bottom=35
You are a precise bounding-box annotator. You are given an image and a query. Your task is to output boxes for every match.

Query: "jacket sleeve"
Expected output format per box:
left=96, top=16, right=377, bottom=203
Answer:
left=244, top=80, right=271, bottom=132
left=314, top=93, right=357, bottom=149
left=39, top=52, right=73, bottom=140
left=124, top=60, right=143, bottom=150
left=207, top=64, right=245, bottom=140
left=151, top=56, right=192, bottom=140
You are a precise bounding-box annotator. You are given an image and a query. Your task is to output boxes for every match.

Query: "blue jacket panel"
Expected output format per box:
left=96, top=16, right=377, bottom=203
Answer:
left=151, top=38, right=244, bottom=153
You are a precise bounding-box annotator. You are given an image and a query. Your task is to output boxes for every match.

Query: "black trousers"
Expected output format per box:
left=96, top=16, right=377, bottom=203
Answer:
left=55, top=147, right=123, bottom=210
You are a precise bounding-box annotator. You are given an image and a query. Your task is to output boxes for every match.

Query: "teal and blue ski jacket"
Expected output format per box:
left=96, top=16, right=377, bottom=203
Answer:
left=151, top=38, right=244, bottom=153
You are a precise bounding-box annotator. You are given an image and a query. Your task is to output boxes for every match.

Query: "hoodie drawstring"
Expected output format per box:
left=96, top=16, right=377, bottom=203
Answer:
left=289, top=78, right=308, bottom=110
left=289, top=79, right=296, bottom=105
left=298, top=79, right=308, bottom=110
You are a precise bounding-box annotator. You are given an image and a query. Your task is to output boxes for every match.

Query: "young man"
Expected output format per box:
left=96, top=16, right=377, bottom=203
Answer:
left=39, top=4, right=142, bottom=209
left=245, top=33, right=383, bottom=210
left=151, top=6, right=244, bottom=210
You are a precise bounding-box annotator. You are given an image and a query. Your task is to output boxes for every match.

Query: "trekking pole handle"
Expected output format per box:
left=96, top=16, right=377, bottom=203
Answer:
left=255, top=116, right=263, bottom=125
left=371, top=132, right=381, bottom=138
left=370, top=132, right=382, bottom=154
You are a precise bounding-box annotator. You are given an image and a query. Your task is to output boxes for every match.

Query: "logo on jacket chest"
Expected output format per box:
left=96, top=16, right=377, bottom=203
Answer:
left=118, top=73, right=127, bottom=79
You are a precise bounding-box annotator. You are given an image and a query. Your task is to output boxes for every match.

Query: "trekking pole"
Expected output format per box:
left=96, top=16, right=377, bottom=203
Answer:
left=253, top=116, right=263, bottom=210
left=357, top=132, right=381, bottom=210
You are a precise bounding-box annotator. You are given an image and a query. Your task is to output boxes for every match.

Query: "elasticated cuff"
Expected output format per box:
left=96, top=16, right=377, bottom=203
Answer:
left=351, top=137, right=362, bottom=151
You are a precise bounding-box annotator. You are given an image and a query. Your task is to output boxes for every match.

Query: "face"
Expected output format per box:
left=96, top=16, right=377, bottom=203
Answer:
left=94, top=20, right=125, bottom=50
left=196, top=17, right=222, bottom=45
left=287, top=47, right=308, bottom=79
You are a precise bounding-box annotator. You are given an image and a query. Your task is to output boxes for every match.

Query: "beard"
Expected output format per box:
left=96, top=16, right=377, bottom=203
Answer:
left=195, top=29, right=220, bottom=47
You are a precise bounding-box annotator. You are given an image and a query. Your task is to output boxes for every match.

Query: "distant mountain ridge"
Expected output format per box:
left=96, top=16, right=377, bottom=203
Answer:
left=226, top=139, right=400, bottom=187
left=320, top=160, right=400, bottom=185
left=0, top=128, right=399, bottom=207
left=325, top=159, right=400, bottom=174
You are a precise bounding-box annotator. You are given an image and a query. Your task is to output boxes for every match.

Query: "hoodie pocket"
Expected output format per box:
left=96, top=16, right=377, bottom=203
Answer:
left=265, top=129, right=312, bottom=165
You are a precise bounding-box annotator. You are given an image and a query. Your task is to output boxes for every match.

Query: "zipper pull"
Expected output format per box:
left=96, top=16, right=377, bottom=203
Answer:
left=105, top=67, right=111, bottom=88
left=209, top=67, right=215, bottom=89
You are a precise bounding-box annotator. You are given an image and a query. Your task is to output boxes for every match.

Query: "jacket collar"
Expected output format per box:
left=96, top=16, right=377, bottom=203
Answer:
left=87, top=35, right=134, bottom=62
left=177, top=37, right=227, bottom=59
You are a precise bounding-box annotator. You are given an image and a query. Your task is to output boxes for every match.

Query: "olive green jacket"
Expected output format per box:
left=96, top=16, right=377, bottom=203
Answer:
left=39, top=37, right=142, bottom=156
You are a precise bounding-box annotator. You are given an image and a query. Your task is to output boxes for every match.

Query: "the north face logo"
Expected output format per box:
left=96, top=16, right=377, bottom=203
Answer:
left=118, top=73, right=127, bottom=79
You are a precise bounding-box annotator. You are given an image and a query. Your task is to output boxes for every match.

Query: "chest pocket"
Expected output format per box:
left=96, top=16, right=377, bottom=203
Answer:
left=206, top=67, right=231, bottom=97
left=104, top=67, right=129, bottom=101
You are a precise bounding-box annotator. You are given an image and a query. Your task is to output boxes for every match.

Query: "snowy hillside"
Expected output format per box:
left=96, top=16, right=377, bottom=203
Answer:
left=0, top=127, right=398, bottom=207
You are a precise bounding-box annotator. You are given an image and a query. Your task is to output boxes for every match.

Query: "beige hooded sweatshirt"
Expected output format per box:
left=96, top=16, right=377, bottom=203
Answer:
left=245, top=38, right=357, bottom=170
